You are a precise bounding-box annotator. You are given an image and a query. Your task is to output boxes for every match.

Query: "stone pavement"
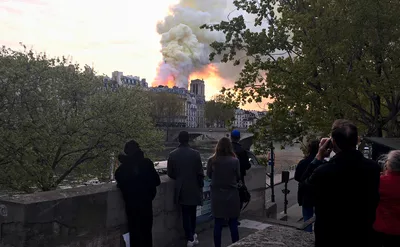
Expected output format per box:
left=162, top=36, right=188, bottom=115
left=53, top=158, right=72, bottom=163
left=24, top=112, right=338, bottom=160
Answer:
left=229, top=224, right=314, bottom=247
left=171, top=174, right=300, bottom=247
left=192, top=219, right=273, bottom=247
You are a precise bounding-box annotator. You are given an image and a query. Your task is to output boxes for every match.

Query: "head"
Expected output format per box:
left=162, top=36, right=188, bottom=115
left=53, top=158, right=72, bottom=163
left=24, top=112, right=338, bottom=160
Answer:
left=178, top=131, right=189, bottom=145
left=307, top=140, right=320, bottom=157
left=213, top=137, right=236, bottom=158
left=386, top=150, right=400, bottom=172
left=331, top=119, right=359, bottom=153
left=231, top=129, right=241, bottom=142
left=124, top=140, right=141, bottom=156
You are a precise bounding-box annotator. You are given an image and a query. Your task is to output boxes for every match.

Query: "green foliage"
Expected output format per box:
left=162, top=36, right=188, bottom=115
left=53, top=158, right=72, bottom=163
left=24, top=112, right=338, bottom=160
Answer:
left=205, top=95, right=235, bottom=128
left=149, top=91, right=185, bottom=127
left=203, top=0, right=400, bottom=149
left=0, top=46, right=163, bottom=192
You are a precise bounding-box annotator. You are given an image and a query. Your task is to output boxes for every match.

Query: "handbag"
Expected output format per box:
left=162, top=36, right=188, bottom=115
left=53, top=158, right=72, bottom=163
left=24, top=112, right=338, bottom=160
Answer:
left=238, top=181, right=251, bottom=210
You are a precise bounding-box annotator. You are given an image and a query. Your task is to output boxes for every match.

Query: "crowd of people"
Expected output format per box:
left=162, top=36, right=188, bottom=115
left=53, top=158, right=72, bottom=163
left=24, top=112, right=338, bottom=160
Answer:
left=115, top=130, right=251, bottom=247
left=295, top=119, right=400, bottom=247
left=114, top=119, right=399, bottom=247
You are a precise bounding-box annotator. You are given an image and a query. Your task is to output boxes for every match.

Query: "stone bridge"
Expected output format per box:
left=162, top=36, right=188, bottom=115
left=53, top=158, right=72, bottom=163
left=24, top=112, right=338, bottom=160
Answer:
left=164, top=128, right=254, bottom=150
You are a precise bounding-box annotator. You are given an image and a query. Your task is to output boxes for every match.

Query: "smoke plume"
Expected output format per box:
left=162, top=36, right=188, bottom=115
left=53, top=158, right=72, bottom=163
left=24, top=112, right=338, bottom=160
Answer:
left=155, top=0, right=231, bottom=89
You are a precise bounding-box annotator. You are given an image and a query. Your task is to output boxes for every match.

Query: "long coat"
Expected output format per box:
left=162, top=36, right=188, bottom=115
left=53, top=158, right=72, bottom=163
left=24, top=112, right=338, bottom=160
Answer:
left=167, top=144, right=204, bottom=206
left=207, top=156, right=241, bottom=219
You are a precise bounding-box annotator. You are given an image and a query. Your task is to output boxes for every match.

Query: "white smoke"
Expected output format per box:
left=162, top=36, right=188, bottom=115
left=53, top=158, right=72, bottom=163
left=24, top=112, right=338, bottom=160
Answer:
left=155, top=0, right=264, bottom=90
left=155, top=0, right=228, bottom=89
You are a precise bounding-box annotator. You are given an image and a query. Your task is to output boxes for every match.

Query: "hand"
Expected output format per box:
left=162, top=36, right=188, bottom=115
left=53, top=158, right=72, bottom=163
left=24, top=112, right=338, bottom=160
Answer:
left=316, top=138, right=333, bottom=161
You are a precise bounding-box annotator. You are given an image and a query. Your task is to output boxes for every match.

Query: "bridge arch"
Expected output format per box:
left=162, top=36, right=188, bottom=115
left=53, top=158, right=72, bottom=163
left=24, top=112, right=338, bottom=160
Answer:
left=166, top=128, right=252, bottom=143
left=170, top=133, right=205, bottom=142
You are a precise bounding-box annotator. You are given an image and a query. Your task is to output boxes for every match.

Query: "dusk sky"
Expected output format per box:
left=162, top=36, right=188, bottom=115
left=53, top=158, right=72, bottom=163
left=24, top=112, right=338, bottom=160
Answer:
left=1, top=0, right=270, bottom=110
left=0, top=0, right=180, bottom=81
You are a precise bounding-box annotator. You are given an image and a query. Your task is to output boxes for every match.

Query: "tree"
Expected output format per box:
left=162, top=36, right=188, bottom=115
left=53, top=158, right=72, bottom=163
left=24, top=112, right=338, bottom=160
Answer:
left=0, top=46, right=163, bottom=192
left=149, top=91, right=185, bottom=140
left=205, top=95, right=235, bottom=128
left=203, top=0, right=400, bottom=146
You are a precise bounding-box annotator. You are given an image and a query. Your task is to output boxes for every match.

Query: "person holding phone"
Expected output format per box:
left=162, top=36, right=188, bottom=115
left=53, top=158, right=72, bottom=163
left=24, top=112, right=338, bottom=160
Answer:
left=301, top=120, right=381, bottom=247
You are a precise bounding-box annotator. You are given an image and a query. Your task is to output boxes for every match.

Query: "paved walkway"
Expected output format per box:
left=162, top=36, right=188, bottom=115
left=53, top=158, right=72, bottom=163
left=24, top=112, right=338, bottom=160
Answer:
left=171, top=174, right=300, bottom=247
left=175, top=219, right=273, bottom=247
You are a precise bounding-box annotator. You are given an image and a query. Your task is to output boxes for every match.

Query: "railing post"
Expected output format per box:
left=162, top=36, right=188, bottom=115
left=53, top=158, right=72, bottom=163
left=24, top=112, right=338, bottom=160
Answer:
left=281, top=171, right=290, bottom=215
left=269, top=141, right=275, bottom=202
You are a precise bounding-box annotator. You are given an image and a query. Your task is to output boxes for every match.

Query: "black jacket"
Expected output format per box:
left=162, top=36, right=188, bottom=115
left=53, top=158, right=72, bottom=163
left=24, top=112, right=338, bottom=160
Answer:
left=115, top=151, right=161, bottom=209
left=232, top=142, right=251, bottom=180
left=294, top=155, right=316, bottom=207
left=302, top=150, right=380, bottom=247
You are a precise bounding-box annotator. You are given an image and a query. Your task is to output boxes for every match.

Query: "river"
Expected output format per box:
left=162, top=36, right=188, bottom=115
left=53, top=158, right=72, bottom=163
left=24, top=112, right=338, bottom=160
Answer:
left=153, top=140, right=304, bottom=174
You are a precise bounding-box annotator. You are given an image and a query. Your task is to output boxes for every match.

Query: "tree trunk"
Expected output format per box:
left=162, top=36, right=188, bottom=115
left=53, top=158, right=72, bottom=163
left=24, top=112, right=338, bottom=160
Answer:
left=373, top=95, right=383, bottom=137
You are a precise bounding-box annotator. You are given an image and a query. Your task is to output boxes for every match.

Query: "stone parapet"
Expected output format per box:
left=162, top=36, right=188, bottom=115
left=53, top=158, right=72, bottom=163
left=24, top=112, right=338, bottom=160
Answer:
left=0, top=166, right=266, bottom=247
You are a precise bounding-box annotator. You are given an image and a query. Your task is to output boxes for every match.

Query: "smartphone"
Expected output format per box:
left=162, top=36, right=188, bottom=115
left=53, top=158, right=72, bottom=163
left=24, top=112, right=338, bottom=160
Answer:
left=326, top=139, right=333, bottom=149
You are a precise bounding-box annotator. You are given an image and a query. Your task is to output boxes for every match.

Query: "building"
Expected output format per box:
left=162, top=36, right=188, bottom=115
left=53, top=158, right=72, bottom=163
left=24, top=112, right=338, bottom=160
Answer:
left=110, top=71, right=148, bottom=88
left=233, top=109, right=266, bottom=129
left=190, top=79, right=206, bottom=128
left=149, top=79, right=206, bottom=128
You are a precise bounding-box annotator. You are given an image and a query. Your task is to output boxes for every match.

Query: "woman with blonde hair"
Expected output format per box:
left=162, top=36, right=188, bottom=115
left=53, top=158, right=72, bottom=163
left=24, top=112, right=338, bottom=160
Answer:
left=374, top=150, right=400, bottom=246
left=207, top=137, right=241, bottom=247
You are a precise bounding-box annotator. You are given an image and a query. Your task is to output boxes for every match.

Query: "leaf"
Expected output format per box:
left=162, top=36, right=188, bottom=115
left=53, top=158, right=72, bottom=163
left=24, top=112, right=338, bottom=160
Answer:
left=202, top=0, right=400, bottom=153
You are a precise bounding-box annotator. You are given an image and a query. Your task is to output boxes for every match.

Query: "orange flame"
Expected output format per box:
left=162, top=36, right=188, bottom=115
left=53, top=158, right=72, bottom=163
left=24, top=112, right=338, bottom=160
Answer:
left=153, top=63, right=228, bottom=99
left=189, top=64, right=227, bottom=99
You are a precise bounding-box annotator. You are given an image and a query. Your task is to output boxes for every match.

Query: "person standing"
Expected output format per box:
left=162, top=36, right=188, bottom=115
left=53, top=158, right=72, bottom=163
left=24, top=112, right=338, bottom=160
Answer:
left=294, top=140, right=320, bottom=232
left=373, top=150, right=400, bottom=247
left=115, top=140, right=161, bottom=247
left=230, top=130, right=251, bottom=184
left=167, top=131, right=204, bottom=247
left=207, top=137, right=241, bottom=247
left=302, top=120, right=381, bottom=247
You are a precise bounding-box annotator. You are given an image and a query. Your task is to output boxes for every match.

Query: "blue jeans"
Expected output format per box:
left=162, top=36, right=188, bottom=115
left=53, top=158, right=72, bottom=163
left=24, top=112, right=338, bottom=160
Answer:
left=181, top=205, right=197, bottom=241
left=214, top=218, right=239, bottom=247
left=302, top=206, right=314, bottom=232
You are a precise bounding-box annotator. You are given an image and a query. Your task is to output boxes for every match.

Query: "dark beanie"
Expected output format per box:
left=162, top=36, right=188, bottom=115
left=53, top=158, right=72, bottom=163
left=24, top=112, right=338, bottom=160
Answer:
left=124, top=140, right=140, bottom=156
left=178, top=131, right=189, bottom=144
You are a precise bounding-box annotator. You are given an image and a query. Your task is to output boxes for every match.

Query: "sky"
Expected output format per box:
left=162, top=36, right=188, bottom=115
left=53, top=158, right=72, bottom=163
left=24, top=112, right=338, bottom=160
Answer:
left=0, top=0, right=180, bottom=80
left=0, top=0, right=269, bottom=111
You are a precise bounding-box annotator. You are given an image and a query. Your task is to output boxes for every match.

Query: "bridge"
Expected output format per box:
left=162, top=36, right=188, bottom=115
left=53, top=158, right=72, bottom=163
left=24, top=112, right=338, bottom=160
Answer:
left=162, top=127, right=254, bottom=149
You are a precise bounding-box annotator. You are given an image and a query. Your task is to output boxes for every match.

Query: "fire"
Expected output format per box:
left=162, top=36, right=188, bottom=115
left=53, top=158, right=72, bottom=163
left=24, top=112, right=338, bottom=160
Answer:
left=189, top=64, right=227, bottom=99
left=166, top=75, right=175, bottom=88
left=153, top=63, right=229, bottom=99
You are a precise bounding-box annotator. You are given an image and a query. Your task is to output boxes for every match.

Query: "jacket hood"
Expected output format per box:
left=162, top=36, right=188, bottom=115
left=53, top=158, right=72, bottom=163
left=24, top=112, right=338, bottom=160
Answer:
left=118, top=149, right=145, bottom=164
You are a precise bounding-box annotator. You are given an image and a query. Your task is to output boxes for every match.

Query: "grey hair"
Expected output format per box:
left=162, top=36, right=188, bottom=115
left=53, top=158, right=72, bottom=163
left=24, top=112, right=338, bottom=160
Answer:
left=377, top=154, right=388, bottom=170
left=387, top=150, right=400, bottom=172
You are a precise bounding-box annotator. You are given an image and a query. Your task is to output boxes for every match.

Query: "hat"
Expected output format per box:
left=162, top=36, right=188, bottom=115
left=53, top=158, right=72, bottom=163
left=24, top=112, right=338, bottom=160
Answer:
left=231, top=129, right=241, bottom=139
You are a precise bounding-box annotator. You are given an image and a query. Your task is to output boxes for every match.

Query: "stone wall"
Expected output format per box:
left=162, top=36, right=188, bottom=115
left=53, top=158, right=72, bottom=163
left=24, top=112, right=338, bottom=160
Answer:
left=0, top=166, right=266, bottom=247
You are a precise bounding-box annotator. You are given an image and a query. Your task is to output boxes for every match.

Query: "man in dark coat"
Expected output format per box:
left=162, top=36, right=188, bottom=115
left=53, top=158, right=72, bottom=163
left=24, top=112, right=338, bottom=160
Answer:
left=302, top=120, right=380, bottom=247
left=167, top=131, right=204, bottom=247
left=294, top=140, right=319, bottom=232
left=230, top=130, right=251, bottom=184
left=115, top=140, right=161, bottom=247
